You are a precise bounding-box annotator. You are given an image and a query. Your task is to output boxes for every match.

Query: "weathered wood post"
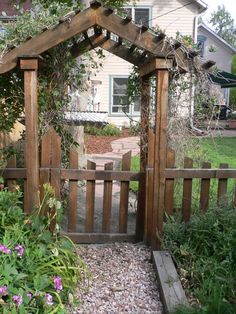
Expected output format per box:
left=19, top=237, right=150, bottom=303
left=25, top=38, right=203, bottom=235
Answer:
left=151, top=59, right=171, bottom=250
left=136, top=75, right=150, bottom=242
left=20, top=57, right=39, bottom=213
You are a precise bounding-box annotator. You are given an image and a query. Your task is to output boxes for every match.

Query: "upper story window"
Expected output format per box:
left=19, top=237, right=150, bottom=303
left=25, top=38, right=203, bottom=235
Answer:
left=110, top=76, right=140, bottom=116
left=124, top=7, right=151, bottom=28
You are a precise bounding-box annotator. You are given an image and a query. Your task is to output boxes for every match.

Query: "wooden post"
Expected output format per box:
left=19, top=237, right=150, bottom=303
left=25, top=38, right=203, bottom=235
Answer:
left=20, top=57, right=39, bottom=213
left=152, top=65, right=169, bottom=250
left=144, top=129, right=155, bottom=245
left=136, top=75, right=150, bottom=242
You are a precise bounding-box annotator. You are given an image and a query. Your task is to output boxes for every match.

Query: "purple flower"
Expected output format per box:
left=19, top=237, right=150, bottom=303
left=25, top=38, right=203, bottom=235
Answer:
left=54, top=276, right=63, bottom=292
left=14, top=244, right=24, bottom=257
left=27, top=292, right=32, bottom=300
left=0, top=244, right=11, bottom=254
left=0, top=286, right=8, bottom=296
left=45, top=293, right=53, bottom=306
left=12, top=294, right=23, bottom=307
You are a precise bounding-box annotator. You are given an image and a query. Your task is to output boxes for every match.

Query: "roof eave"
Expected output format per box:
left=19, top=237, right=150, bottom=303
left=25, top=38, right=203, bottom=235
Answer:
left=194, top=0, right=208, bottom=13
left=198, top=23, right=236, bottom=54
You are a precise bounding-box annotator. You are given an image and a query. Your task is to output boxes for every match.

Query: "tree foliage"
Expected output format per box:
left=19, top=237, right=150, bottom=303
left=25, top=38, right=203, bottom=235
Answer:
left=209, top=5, right=236, bottom=47
left=230, top=55, right=236, bottom=109
left=0, top=0, right=129, bottom=155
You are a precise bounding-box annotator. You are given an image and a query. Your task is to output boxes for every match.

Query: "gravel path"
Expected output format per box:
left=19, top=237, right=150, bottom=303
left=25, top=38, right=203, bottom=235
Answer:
left=69, top=243, right=163, bottom=314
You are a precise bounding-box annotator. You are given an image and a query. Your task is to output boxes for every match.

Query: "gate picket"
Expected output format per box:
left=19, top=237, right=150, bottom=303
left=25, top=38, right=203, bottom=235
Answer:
left=217, top=163, right=228, bottom=206
left=200, top=162, right=211, bottom=211
left=182, top=157, right=193, bottom=222
left=85, top=160, right=96, bottom=232
left=119, top=151, right=131, bottom=233
left=68, top=149, right=79, bottom=232
left=102, top=162, right=113, bottom=233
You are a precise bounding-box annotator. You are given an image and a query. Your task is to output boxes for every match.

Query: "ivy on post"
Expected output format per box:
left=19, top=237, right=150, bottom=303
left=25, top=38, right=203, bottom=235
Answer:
left=136, top=74, right=150, bottom=242
left=152, top=59, right=171, bottom=250
left=20, top=56, right=40, bottom=214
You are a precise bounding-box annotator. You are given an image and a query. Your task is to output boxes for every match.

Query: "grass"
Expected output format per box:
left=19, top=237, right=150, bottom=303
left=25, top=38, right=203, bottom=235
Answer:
left=130, top=155, right=140, bottom=193
left=165, top=208, right=236, bottom=314
left=188, top=137, right=236, bottom=168
left=130, top=137, right=236, bottom=208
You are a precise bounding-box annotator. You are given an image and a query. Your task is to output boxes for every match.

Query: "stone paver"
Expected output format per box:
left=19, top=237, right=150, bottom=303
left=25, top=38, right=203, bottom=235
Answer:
left=202, top=129, right=236, bottom=138
left=81, top=136, right=140, bottom=168
left=62, top=136, right=140, bottom=234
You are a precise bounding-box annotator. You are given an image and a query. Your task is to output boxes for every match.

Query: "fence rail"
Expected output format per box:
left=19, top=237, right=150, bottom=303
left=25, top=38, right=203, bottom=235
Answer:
left=163, top=150, right=236, bottom=224
left=1, top=129, right=236, bottom=246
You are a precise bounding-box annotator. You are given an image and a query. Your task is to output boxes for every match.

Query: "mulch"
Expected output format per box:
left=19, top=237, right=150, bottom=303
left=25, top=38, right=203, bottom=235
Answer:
left=84, top=129, right=130, bottom=154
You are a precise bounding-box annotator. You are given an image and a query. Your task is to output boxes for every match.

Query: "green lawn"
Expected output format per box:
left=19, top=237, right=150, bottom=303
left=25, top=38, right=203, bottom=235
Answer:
left=189, top=137, right=236, bottom=168
left=131, top=137, right=236, bottom=208
left=131, top=137, right=236, bottom=171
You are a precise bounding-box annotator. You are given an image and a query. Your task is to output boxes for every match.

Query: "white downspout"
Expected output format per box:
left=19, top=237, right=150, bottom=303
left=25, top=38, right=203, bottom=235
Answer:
left=189, top=16, right=205, bottom=135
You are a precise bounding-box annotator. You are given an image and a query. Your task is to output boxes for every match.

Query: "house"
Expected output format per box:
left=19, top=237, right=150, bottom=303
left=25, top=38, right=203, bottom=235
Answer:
left=77, top=0, right=207, bottom=127
left=197, top=23, right=236, bottom=106
left=0, top=0, right=31, bottom=25
left=0, top=0, right=208, bottom=127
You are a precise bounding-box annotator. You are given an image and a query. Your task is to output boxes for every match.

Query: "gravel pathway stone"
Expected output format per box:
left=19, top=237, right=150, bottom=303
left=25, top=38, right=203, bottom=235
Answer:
left=69, top=243, right=163, bottom=314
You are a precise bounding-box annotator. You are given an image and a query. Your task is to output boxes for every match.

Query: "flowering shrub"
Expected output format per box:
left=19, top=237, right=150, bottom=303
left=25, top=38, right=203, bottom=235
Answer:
left=0, top=184, right=86, bottom=313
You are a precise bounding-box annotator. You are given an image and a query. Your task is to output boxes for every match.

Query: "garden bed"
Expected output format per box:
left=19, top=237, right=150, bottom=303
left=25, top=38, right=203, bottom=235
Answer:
left=164, top=208, right=236, bottom=314
left=0, top=185, right=86, bottom=313
left=84, top=129, right=130, bottom=154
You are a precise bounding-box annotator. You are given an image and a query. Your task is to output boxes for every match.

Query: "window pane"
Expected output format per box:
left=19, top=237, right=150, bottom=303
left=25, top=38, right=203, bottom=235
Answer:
left=112, top=95, right=130, bottom=113
left=134, top=8, right=149, bottom=27
left=113, top=77, right=128, bottom=94
left=133, top=97, right=141, bottom=112
left=0, top=25, right=5, bottom=35
left=112, top=106, right=119, bottom=113
left=124, top=8, right=132, bottom=17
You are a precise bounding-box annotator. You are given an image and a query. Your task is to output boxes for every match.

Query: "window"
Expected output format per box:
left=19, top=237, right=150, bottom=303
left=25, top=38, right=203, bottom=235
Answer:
left=124, top=7, right=151, bottom=28
left=111, top=77, right=129, bottom=114
left=0, top=25, right=5, bottom=35
left=110, top=76, right=140, bottom=115
left=197, top=35, right=207, bottom=57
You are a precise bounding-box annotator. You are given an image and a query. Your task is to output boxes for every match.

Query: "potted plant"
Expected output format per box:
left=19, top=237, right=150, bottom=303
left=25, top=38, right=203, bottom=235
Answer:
left=227, top=111, right=236, bottom=129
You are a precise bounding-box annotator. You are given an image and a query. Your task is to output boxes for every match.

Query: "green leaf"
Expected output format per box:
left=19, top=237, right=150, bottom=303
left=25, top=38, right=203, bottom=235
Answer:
left=33, top=274, right=50, bottom=291
left=15, top=273, right=28, bottom=282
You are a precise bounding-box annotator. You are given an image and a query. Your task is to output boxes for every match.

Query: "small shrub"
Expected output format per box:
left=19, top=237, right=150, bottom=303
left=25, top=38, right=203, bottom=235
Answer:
left=129, top=122, right=140, bottom=136
left=164, top=209, right=236, bottom=314
left=85, top=123, right=121, bottom=136
left=228, top=111, right=236, bottom=119
left=0, top=184, right=87, bottom=313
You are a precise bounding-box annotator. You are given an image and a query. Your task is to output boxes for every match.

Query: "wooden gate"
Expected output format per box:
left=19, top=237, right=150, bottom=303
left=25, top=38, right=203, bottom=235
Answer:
left=40, top=128, right=144, bottom=243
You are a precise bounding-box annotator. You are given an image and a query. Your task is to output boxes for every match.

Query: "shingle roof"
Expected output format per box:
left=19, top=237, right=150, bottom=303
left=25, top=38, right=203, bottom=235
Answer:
left=64, top=111, right=108, bottom=126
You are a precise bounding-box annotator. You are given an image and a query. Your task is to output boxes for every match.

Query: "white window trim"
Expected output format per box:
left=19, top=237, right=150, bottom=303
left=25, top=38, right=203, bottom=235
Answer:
left=109, top=75, right=141, bottom=117
left=124, top=6, right=152, bottom=27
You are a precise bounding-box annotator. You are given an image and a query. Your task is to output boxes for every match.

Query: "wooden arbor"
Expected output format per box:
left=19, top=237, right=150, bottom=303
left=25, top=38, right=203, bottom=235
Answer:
left=0, top=1, right=213, bottom=249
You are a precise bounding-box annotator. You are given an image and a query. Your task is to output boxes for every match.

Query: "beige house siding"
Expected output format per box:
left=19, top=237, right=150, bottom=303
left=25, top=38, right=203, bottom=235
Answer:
left=198, top=27, right=233, bottom=72
left=81, top=0, right=203, bottom=126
